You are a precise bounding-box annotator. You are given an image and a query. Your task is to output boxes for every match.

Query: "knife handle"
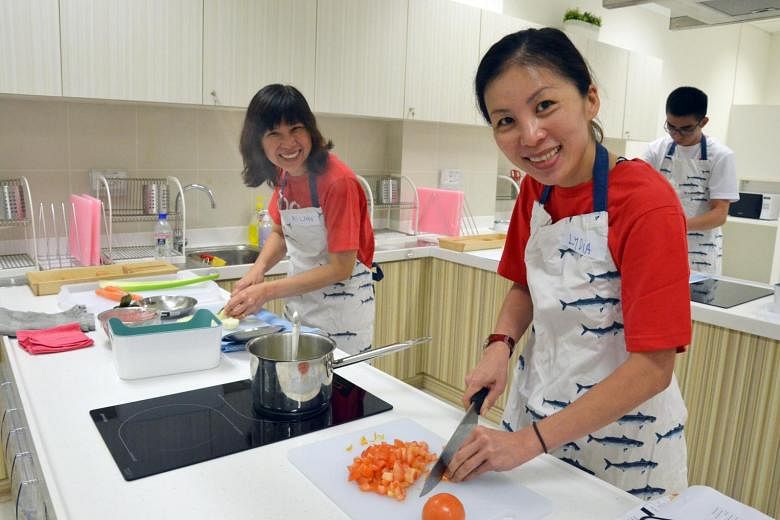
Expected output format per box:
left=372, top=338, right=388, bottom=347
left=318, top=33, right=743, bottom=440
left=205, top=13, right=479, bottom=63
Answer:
left=471, top=387, right=489, bottom=415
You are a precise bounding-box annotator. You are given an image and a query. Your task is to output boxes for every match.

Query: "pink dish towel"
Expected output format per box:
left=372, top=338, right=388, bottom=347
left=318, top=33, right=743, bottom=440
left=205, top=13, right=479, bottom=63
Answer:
left=81, top=194, right=103, bottom=266
left=416, top=187, right=464, bottom=236
left=16, top=323, right=94, bottom=355
left=68, top=194, right=92, bottom=266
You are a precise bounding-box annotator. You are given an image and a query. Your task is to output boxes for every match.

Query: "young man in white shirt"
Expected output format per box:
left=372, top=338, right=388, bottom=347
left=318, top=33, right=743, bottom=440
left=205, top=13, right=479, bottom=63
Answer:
left=643, top=86, right=738, bottom=275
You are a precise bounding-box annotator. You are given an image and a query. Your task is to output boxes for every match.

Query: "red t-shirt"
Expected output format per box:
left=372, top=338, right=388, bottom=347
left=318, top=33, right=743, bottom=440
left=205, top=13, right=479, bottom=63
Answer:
left=268, top=153, right=374, bottom=268
left=498, top=159, right=691, bottom=353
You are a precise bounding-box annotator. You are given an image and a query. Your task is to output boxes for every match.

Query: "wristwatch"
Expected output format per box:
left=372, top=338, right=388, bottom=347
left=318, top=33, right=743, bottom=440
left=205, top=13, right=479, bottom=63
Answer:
left=483, top=334, right=516, bottom=356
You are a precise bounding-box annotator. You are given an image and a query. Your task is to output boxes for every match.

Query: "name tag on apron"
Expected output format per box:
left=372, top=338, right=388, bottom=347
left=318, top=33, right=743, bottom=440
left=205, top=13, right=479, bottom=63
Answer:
left=560, top=228, right=606, bottom=260
left=284, top=212, right=323, bottom=227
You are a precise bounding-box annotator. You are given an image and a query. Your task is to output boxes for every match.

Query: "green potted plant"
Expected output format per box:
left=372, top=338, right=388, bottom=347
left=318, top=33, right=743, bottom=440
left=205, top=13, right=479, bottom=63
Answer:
left=562, top=7, right=602, bottom=39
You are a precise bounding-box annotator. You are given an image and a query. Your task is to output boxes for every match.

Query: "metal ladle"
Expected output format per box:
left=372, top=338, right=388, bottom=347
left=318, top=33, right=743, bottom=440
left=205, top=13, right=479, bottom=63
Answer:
left=290, top=310, right=301, bottom=360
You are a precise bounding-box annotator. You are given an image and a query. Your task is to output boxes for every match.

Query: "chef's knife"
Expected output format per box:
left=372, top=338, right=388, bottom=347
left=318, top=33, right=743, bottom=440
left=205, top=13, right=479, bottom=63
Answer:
left=419, top=387, right=489, bottom=497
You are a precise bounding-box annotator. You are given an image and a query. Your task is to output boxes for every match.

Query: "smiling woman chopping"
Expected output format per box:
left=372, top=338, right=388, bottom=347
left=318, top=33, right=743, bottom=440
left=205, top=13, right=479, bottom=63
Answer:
left=448, top=28, right=692, bottom=500
left=224, top=84, right=377, bottom=354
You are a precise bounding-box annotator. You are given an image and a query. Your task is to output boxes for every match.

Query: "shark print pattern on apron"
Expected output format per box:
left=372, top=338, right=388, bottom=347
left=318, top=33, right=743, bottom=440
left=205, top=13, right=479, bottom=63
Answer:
left=659, top=136, right=721, bottom=274
left=501, top=144, right=689, bottom=498
left=278, top=172, right=375, bottom=355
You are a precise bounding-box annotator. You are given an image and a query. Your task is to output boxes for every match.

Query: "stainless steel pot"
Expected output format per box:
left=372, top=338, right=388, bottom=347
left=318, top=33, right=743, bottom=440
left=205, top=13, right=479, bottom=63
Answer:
left=247, top=333, right=430, bottom=415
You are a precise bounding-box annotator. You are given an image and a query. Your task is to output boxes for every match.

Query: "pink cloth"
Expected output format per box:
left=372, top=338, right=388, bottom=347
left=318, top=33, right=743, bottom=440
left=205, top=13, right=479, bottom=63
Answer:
left=416, top=187, right=464, bottom=236
left=16, top=323, right=94, bottom=355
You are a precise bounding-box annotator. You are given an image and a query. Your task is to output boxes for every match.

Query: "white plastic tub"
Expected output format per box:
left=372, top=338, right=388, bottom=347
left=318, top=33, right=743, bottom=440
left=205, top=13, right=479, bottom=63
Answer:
left=107, top=309, right=222, bottom=380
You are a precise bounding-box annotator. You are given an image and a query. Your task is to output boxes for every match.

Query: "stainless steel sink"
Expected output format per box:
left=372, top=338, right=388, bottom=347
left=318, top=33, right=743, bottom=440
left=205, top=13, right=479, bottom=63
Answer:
left=185, top=244, right=259, bottom=267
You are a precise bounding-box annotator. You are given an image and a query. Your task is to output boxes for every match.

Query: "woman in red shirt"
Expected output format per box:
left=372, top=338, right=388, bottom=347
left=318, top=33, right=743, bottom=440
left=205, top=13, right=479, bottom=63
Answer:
left=224, top=84, right=376, bottom=355
left=448, top=28, right=691, bottom=499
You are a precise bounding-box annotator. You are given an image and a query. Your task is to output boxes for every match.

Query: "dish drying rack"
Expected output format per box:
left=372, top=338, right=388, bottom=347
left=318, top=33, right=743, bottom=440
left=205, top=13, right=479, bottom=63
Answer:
left=356, top=174, right=419, bottom=236
left=0, top=177, right=38, bottom=277
left=95, top=175, right=186, bottom=263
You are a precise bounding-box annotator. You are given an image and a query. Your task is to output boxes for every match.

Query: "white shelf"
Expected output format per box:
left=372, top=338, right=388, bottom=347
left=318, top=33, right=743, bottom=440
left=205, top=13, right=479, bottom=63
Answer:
left=726, top=216, right=778, bottom=227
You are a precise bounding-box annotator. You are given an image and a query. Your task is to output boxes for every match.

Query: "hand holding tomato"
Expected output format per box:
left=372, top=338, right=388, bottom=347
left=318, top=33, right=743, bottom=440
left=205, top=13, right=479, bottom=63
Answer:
left=422, top=493, right=465, bottom=520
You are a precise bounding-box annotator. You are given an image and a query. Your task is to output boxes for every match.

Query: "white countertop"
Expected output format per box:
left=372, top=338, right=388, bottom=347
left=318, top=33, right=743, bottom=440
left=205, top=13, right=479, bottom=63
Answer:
left=191, top=237, right=780, bottom=342
left=0, top=285, right=640, bottom=520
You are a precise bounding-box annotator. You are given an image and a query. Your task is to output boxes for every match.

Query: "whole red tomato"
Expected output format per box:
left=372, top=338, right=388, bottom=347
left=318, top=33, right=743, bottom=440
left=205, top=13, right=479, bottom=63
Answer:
left=422, top=493, right=465, bottom=520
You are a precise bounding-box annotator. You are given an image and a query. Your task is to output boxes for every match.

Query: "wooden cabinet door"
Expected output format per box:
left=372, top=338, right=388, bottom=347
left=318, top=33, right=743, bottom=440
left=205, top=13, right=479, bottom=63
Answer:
left=585, top=39, right=628, bottom=140
left=60, top=0, right=202, bottom=104
left=315, top=0, right=406, bottom=118
left=623, top=51, right=663, bottom=141
left=404, top=0, right=481, bottom=125
left=0, top=0, right=61, bottom=96
left=203, top=0, right=316, bottom=108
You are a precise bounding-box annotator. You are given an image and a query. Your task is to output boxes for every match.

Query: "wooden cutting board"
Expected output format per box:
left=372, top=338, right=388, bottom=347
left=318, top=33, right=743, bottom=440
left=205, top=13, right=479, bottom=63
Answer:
left=438, top=233, right=507, bottom=252
left=288, top=417, right=553, bottom=520
left=26, top=261, right=178, bottom=295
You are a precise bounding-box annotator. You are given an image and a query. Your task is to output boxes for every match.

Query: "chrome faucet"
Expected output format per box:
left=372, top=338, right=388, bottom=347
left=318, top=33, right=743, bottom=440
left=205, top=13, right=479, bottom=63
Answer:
left=173, top=184, right=217, bottom=250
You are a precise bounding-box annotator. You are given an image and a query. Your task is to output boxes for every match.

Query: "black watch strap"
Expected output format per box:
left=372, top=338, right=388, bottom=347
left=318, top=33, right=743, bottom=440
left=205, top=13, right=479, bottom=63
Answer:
left=483, top=333, right=516, bottom=356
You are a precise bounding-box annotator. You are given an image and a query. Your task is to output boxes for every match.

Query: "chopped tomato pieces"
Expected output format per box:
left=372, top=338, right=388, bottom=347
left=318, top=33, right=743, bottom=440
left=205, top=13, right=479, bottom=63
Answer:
left=347, top=439, right=437, bottom=501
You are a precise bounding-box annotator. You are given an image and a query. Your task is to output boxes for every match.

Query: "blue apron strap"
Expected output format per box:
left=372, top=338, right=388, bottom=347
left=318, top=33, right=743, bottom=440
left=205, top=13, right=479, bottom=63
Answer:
left=308, top=173, right=320, bottom=208
left=666, top=141, right=676, bottom=157
left=539, top=185, right=553, bottom=204
left=371, top=262, right=384, bottom=282
left=592, top=143, right=609, bottom=212
left=699, top=134, right=707, bottom=160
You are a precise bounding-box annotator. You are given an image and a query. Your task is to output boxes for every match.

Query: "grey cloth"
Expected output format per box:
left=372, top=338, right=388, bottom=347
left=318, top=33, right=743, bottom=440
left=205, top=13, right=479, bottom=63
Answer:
left=0, top=305, right=95, bottom=337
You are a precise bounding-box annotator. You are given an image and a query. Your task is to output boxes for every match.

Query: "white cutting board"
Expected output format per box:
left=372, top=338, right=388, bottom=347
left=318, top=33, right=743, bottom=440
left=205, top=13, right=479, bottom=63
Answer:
left=56, top=275, right=227, bottom=314
left=288, top=418, right=553, bottom=520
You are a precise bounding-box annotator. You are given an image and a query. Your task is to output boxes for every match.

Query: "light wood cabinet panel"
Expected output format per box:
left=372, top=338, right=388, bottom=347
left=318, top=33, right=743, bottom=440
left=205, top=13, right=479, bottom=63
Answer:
left=60, top=0, right=202, bottom=104
left=315, top=0, right=406, bottom=118
left=0, top=0, right=61, bottom=96
left=404, top=0, right=482, bottom=125
left=622, top=51, right=663, bottom=141
left=371, top=259, right=431, bottom=383
left=674, top=322, right=779, bottom=518
left=585, top=39, right=628, bottom=140
left=203, top=0, right=316, bottom=108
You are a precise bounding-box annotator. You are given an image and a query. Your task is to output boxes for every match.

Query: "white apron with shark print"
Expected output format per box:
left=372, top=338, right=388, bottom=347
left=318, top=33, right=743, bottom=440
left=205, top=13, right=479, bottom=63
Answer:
left=659, top=136, right=721, bottom=274
left=501, top=144, right=689, bottom=499
left=278, top=172, right=375, bottom=355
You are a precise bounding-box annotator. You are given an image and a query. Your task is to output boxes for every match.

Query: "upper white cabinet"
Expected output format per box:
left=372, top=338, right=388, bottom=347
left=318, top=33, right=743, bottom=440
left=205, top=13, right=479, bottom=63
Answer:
left=315, top=0, right=406, bottom=118
left=585, top=39, right=629, bottom=140
left=203, top=0, right=316, bottom=108
left=0, top=0, right=61, bottom=96
left=479, top=10, right=539, bottom=59
left=60, top=0, right=202, bottom=104
left=405, top=0, right=481, bottom=125
left=622, top=51, right=663, bottom=141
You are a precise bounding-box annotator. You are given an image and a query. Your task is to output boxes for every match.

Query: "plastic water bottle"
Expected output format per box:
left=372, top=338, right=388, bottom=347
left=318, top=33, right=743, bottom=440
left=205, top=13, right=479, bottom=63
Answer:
left=154, top=213, right=173, bottom=259
left=259, top=210, right=273, bottom=248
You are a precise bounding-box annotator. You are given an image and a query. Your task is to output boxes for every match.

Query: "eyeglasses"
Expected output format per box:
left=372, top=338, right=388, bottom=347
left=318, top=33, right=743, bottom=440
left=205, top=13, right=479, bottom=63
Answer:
left=664, top=120, right=701, bottom=136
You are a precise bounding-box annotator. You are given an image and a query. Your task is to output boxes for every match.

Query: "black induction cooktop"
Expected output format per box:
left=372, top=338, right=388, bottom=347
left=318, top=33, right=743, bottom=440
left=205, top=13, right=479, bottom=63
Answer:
left=690, top=278, right=773, bottom=309
left=90, top=375, right=392, bottom=481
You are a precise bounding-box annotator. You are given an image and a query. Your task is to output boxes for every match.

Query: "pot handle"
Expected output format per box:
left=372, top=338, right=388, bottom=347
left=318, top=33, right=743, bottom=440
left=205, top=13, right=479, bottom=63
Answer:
left=332, top=337, right=432, bottom=369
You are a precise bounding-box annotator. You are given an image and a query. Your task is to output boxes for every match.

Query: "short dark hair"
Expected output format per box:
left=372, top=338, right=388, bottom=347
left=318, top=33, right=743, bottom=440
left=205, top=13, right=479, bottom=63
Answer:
left=239, top=84, right=333, bottom=188
left=474, top=27, right=602, bottom=142
left=666, top=86, right=707, bottom=120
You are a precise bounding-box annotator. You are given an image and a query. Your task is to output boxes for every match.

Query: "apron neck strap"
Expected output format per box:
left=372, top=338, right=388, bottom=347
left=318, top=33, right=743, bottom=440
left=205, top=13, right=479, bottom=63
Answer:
left=666, top=134, right=707, bottom=160
left=278, top=171, right=320, bottom=209
left=538, top=142, right=610, bottom=212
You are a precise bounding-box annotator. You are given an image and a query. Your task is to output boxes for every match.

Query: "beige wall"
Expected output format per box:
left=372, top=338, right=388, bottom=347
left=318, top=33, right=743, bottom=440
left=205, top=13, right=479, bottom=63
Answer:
left=0, top=97, right=503, bottom=240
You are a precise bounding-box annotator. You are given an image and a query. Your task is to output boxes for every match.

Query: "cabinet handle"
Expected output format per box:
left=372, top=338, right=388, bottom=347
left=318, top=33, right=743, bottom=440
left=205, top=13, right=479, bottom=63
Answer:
left=407, top=107, right=415, bottom=118
left=210, top=90, right=221, bottom=106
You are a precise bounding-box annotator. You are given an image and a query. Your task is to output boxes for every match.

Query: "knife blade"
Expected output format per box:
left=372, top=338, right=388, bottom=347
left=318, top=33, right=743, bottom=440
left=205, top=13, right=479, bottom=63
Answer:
left=419, top=387, right=489, bottom=497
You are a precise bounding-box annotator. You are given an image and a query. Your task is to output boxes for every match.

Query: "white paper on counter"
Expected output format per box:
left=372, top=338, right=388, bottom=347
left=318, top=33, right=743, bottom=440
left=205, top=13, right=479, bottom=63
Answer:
left=689, top=272, right=712, bottom=284
left=617, top=486, right=771, bottom=520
